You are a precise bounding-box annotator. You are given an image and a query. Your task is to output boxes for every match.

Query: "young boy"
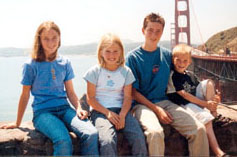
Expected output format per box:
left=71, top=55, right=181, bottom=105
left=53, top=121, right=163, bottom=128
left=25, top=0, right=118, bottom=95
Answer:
left=167, top=43, right=225, bottom=157
left=126, top=12, right=209, bottom=156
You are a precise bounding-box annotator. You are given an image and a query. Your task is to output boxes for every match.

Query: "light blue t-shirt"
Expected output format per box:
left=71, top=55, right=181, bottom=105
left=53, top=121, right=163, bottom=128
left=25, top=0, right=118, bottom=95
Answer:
left=21, top=55, right=74, bottom=112
left=126, top=46, right=172, bottom=104
left=83, top=65, right=135, bottom=108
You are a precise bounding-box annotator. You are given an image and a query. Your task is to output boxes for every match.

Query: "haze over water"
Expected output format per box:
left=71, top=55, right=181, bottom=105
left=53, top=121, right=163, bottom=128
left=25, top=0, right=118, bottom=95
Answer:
left=0, top=55, right=97, bottom=122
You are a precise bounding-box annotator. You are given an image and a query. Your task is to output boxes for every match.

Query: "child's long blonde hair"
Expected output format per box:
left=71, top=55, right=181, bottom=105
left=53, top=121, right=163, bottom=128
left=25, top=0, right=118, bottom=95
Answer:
left=97, top=33, right=125, bottom=68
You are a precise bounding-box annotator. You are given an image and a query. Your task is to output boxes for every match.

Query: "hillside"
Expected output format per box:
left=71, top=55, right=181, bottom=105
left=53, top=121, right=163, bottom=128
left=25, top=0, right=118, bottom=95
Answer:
left=0, top=40, right=171, bottom=57
left=198, top=26, right=237, bottom=53
left=0, top=47, right=30, bottom=57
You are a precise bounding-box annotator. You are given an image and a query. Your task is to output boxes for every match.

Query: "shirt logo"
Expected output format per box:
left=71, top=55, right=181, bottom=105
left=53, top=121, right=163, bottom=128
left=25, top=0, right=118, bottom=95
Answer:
left=152, top=65, right=160, bottom=74
left=51, top=68, right=56, bottom=80
left=183, top=81, right=195, bottom=93
left=107, top=80, right=115, bottom=87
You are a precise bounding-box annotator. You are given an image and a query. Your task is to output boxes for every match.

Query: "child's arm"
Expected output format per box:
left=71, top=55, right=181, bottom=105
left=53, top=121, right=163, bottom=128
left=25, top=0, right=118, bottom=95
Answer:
left=0, top=85, right=31, bottom=129
left=118, top=84, right=133, bottom=130
left=177, top=90, right=217, bottom=111
left=86, top=81, right=120, bottom=128
left=65, top=80, right=88, bottom=120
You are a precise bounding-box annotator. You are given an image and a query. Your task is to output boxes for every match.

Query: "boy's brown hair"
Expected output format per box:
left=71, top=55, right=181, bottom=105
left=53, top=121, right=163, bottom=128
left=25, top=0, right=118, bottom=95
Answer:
left=143, top=13, right=165, bottom=29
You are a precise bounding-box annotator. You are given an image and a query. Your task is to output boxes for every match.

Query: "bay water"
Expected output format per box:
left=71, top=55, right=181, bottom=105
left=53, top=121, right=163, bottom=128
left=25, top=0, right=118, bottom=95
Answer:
left=0, top=55, right=97, bottom=122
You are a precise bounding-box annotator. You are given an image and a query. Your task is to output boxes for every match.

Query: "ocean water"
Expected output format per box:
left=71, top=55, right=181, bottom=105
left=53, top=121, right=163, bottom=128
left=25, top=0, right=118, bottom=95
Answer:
left=0, top=55, right=97, bottom=122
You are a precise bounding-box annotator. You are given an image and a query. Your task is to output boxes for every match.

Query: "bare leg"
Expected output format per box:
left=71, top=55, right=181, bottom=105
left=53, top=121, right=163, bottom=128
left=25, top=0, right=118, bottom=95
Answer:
left=205, top=79, right=216, bottom=100
left=205, top=80, right=218, bottom=117
left=205, top=121, right=225, bottom=156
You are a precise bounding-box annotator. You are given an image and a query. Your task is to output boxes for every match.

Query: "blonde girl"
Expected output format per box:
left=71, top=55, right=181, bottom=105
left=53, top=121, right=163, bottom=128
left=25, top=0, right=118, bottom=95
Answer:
left=83, top=33, right=147, bottom=156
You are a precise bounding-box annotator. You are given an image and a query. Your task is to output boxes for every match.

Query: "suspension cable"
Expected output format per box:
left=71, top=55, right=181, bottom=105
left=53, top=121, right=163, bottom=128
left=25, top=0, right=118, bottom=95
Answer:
left=189, top=0, right=205, bottom=48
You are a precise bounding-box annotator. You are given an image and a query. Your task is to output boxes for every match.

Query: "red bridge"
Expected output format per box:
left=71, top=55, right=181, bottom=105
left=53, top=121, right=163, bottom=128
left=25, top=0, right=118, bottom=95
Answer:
left=172, top=0, right=237, bottom=103
left=191, top=50, right=237, bottom=103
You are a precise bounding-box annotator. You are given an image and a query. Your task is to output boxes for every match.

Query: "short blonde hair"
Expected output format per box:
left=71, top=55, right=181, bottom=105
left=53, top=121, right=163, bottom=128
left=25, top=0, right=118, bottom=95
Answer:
left=97, top=33, right=125, bottom=68
left=172, top=44, right=192, bottom=58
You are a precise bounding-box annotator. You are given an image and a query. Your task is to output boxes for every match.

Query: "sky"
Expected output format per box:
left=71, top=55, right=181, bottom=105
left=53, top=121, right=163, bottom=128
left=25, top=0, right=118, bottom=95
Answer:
left=0, top=0, right=236, bottom=48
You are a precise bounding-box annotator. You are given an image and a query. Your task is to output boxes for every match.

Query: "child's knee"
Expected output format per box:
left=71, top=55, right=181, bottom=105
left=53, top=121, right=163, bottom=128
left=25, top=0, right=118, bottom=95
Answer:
left=204, top=120, right=213, bottom=128
left=206, top=79, right=215, bottom=89
left=146, top=128, right=165, bottom=141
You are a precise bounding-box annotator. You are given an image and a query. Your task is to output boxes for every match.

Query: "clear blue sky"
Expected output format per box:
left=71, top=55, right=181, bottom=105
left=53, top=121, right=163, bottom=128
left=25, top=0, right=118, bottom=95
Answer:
left=0, top=0, right=236, bottom=48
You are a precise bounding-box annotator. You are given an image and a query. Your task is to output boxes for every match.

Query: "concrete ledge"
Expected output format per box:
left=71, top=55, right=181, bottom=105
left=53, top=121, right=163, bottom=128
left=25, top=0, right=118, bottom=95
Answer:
left=1, top=104, right=237, bottom=156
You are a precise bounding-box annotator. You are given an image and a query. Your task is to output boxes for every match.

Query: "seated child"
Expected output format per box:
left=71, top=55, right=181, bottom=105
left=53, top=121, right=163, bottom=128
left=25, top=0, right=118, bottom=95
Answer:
left=167, top=44, right=225, bottom=157
left=83, top=33, right=147, bottom=156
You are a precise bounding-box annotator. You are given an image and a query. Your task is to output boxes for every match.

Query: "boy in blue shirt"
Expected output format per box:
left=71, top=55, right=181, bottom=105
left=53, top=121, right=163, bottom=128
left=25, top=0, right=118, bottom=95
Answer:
left=126, top=12, right=209, bottom=156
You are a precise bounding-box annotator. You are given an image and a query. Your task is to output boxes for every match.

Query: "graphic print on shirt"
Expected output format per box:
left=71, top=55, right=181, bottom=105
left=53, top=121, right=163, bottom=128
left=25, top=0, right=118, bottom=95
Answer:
left=107, top=79, right=115, bottom=87
left=183, top=81, right=195, bottom=93
left=51, top=68, right=56, bottom=80
left=152, top=64, right=160, bottom=74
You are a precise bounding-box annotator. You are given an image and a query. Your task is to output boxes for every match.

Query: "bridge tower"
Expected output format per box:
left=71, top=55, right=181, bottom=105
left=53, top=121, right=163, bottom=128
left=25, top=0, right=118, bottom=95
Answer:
left=171, top=0, right=191, bottom=49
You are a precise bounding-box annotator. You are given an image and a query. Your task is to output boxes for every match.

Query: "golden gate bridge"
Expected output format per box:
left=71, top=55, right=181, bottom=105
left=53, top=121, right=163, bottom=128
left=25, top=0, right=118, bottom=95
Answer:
left=171, top=0, right=237, bottom=103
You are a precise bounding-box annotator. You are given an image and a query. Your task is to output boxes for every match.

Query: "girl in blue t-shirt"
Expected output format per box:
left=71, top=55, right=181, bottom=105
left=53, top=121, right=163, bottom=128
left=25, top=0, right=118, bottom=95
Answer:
left=84, top=33, right=147, bottom=156
left=0, top=21, right=98, bottom=156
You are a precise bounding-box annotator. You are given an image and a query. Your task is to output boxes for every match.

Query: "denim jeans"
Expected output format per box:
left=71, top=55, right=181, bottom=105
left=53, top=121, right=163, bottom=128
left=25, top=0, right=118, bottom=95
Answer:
left=33, top=105, right=99, bottom=156
left=90, top=108, right=147, bottom=157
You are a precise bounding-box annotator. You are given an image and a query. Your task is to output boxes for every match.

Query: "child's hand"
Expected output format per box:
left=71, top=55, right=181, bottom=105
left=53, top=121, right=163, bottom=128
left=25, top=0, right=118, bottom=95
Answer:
left=213, top=93, right=221, bottom=104
left=154, top=106, right=173, bottom=124
left=77, top=109, right=88, bottom=120
left=206, top=101, right=217, bottom=112
left=117, top=114, right=126, bottom=130
left=106, top=111, right=120, bottom=129
left=0, top=122, right=18, bottom=129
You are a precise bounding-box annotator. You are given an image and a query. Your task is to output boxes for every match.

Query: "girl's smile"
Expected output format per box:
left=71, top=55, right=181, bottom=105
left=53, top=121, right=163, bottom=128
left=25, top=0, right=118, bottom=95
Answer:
left=40, top=29, right=60, bottom=60
left=101, top=43, right=122, bottom=71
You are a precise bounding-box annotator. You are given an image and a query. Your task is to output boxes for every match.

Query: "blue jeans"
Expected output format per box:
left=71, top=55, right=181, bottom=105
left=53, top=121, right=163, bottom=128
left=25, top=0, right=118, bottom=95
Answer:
left=33, top=105, right=99, bottom=156
left=91, top=108, right=147, bottom=156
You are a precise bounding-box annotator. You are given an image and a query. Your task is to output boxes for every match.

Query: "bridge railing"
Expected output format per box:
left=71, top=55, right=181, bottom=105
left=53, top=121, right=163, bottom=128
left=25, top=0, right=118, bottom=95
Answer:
left=192, top=49, right=237, bottom=62
left=191, top=49, right=237, bottom=102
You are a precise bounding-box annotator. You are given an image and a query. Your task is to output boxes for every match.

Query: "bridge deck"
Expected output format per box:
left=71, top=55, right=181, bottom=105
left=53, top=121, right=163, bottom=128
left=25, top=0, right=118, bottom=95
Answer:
left=192, top=55, right=237, bottom=62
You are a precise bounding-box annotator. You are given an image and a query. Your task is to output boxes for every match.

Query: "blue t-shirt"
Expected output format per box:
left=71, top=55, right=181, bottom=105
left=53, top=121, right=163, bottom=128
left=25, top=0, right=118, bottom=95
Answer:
left=126, top=46, right=172, bottom=104
left=21, top=55, right=74, bottom=112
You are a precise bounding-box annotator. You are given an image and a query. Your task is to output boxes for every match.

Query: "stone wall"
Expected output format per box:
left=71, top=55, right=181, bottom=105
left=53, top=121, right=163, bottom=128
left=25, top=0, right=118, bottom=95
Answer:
left=1, top=104, right=237, bottom=156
